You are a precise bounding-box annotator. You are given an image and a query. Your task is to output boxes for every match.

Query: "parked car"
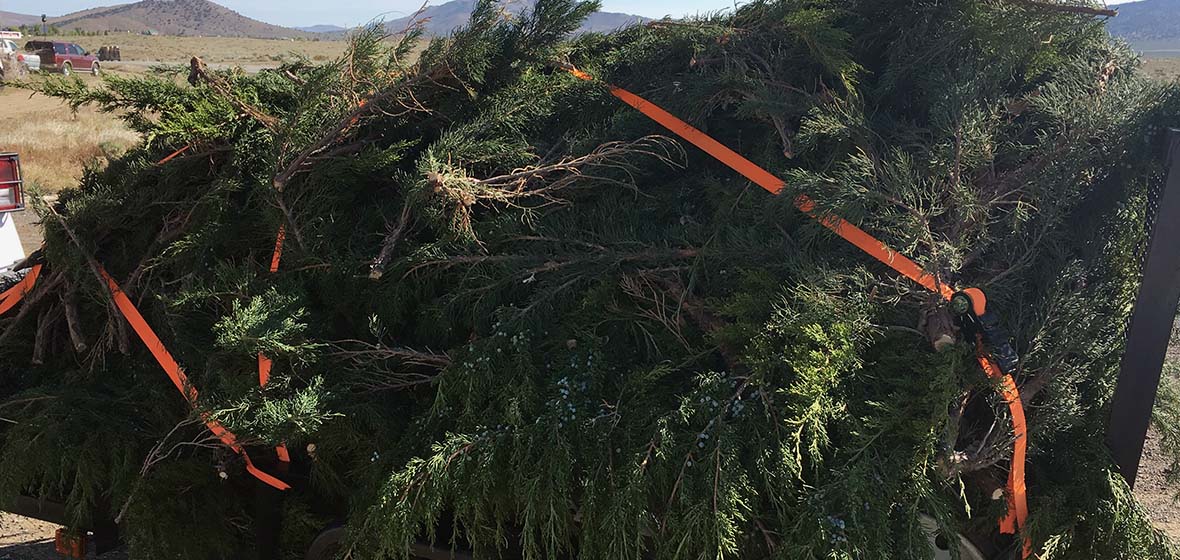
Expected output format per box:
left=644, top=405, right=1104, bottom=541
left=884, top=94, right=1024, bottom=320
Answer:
left=0, top=35, right=40, bottom=80
left=15, top=45, right=41, bottom=74
left=24, top=40, right=99, bottom=76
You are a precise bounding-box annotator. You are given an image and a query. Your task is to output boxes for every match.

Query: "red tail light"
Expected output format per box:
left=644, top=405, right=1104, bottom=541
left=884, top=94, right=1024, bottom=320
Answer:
left=0, top=153, right=26, bottom=213
left=54, top=528, right=86, bottom=558
left=15, top=54, right=23, bottom=62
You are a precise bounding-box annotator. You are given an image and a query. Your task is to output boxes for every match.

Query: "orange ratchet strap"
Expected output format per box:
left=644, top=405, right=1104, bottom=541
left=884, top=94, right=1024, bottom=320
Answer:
left=156, top=144, right=293, bottom=465
left=563, top=64, right=1029, bottom=555
left=258, top=225, right=291, bottom=464
left=257, top=226, right=285, bottom=387
left=155, top=144, right=292, bottom=469
left=347, top=98, right=370, bottom=127
left=982, top=348, right=1030, bottom=545
left=156, top=145, right=191, bottom=165
left=99, top=266, right=290, bottom=490
left=563, top=65, right=953, bottom=300
left=0, top=264, right=42, bottom=315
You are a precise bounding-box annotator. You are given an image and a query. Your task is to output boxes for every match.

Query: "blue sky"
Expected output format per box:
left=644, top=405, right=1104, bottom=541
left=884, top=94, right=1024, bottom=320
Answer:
left=0, top=0, right=743, bottom=28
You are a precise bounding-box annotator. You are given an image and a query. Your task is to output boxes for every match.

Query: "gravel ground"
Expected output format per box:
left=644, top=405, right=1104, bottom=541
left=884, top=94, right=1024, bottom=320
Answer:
left=1132, top=340, right=1180, bottom=540
left=0, top=513, right=127, bottom=560
left=0, top=513, right=59, bottom=560
left=1135, top=428, right=1180, bottom=537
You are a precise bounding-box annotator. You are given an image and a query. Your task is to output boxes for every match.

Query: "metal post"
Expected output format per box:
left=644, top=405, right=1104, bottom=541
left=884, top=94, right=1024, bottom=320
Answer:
left=1107, top=129, right=1180, bottom=488
left=254, top=452, right=289, bottom=560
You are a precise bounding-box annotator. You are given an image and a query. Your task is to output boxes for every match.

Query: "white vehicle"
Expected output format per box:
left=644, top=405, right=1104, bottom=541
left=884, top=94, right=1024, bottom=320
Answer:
left=0, top=32, right=40, bottom=79
left=0, top=153, right=27, bottom=277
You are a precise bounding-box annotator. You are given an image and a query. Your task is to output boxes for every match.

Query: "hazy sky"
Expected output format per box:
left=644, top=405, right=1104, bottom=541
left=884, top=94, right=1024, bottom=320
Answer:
left=0, top=0, right=743, bottom=28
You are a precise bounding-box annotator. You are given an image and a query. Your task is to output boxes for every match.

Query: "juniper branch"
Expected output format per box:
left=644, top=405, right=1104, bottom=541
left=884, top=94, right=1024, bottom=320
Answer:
left=187, top=57, right=280, bottom=131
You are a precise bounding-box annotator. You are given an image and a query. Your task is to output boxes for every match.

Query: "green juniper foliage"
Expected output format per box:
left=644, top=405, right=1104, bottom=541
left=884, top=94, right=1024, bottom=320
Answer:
left=2, top=0, right=1180, bottom=558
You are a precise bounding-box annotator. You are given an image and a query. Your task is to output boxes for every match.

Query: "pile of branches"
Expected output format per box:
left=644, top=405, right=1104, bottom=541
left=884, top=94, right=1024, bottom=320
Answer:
left=2, top=1, right=1180, bottom=558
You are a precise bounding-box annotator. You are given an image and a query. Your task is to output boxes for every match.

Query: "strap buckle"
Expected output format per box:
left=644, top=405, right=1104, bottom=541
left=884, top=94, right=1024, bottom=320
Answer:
left=951, top=288, right=1020, bottom=375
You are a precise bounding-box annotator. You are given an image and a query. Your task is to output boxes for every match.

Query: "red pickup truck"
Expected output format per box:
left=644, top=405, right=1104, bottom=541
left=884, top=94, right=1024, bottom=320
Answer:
left=24, top=41, right=99, bottom=76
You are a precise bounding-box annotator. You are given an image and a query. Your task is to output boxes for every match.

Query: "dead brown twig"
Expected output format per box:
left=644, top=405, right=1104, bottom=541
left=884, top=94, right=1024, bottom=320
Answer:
left=406, top=247, right=701, bottom=277
left=123, top=207, right=199, bottom=295
left=61, top=283, right=89, bottom=354
left=619, top=272, right=693, bottom=351
left=116, top=417, right=225, bottom=524
left=272, top=68, right=446, bottom=193
left=0, top=268, right=63, bottom=347
left=329, top=340, right=450, bottom=393
left=31, top=306, right=58, bottom=365
left=369, top=203, right=414, bottom=280
left=470, top=136, right=684, bottom=203
left=45, top=204, right=132, bottom=362
left=188, top=57, right=281, bottom=130
left=428, top=136, right=684, bottom=241
left=268, top=67, right=446, bottom=253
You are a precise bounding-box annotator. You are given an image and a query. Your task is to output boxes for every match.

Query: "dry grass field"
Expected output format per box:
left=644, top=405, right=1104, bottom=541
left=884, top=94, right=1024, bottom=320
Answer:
left=1143, top=56, right=1180, bottom=81
left=0, top=81, right=137, bottom=193
left=0, top=33, right=355, bottom=195
left=50, top=32, right=349, bottom=65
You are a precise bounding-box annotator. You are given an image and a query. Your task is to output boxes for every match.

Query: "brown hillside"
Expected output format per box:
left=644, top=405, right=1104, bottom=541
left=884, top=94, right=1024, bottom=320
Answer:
left=48, top=0, right=314, bottom=38
left=0, top=11, right=43, bottom=28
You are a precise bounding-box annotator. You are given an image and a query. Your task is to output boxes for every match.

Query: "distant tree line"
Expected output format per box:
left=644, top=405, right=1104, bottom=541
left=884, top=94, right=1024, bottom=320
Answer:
left=1, top=24, right=127, bottom=37
left=1, top=23, right=330, bottom=41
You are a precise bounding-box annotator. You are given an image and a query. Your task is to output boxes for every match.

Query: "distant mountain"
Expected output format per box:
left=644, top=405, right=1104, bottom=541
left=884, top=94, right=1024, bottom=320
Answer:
left=581, top=10, right=649, bottom=33
left=0, top=10, right=42, bottom=28
left=297, top=24, right=348, bottom=33
left=43, top=0, right=314, bottom=38
left=384, top=0, right=647, bottom=36
left=1106, top=0, right=1180, bottom=52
